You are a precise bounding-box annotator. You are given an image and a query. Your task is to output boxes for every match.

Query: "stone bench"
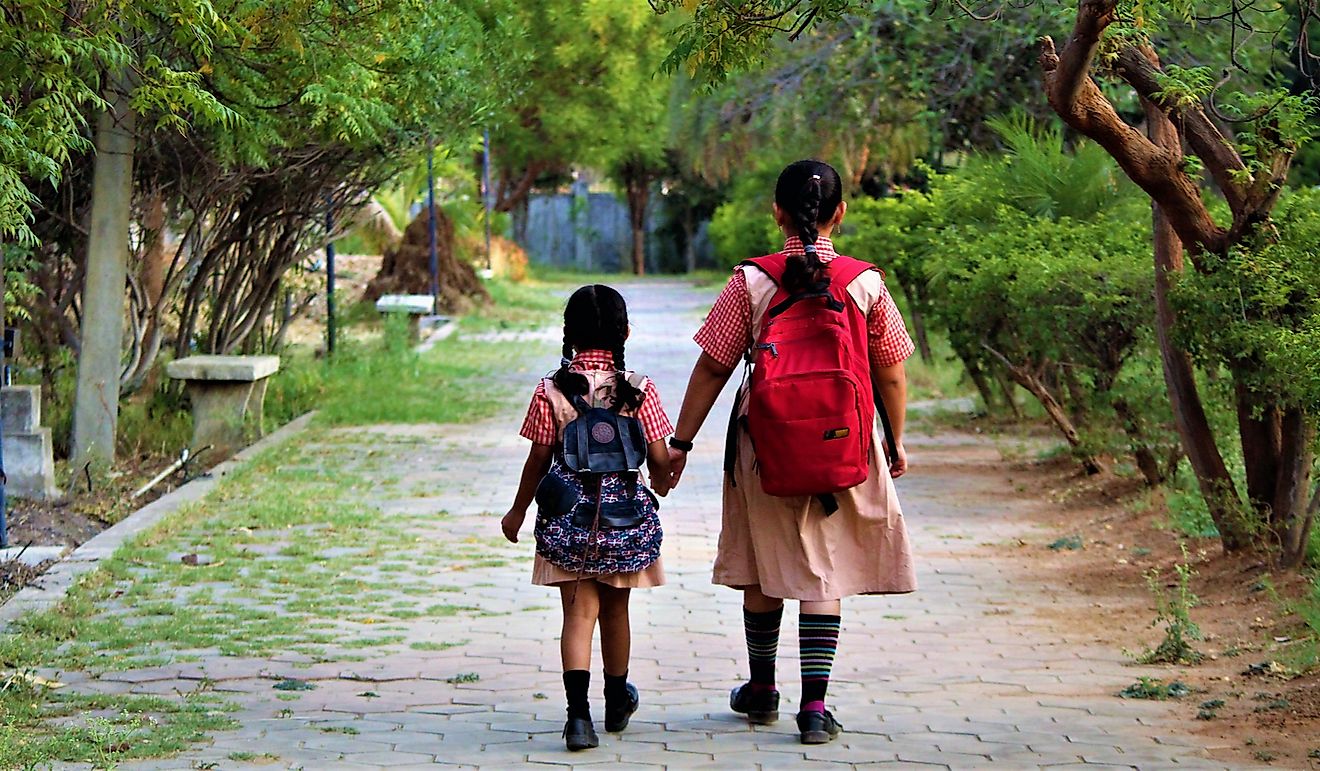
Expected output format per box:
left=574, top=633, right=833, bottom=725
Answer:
left=2, top=385, right=59, bottom=499
left=375, top=294, right=450, bottom=340
left=166, top=355, right=280, bottom=459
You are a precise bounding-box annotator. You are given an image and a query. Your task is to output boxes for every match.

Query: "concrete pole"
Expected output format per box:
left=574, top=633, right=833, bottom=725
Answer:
left=71, top=82, right=136, bottom=471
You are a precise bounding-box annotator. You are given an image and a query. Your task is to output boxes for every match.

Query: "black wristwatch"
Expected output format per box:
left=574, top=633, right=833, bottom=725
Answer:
left=668, top=437, right=694, bottom=452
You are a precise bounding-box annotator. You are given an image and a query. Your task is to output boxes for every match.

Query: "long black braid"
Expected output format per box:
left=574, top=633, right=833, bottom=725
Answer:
left=775, top=160, right=843, bottom=294
left=551, top=285, right=644, bottom=412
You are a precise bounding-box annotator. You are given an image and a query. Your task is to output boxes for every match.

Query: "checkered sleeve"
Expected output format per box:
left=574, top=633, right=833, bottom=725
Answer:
left=637, top=380, right=673, bottom=444
left=518, top=380, right=557, bottom=446
left=693, top=269, right=752, bottom=369
left=868, top=281, right=916, bottom=367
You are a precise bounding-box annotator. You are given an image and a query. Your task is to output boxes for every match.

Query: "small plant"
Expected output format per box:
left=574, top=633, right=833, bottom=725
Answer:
left=1118, top=677, right=1191, bottom=700
left=1136, top=545, right=1203, bottom=665
left=1196, top=698, right=1225, bottom=720
left=1048, top=535, right=1084, bottom=551
left=1252, top=750, right=1277, bottom=763
left=272, top=678, right=316, bottom=692
left=445, top=672, right=480, bottom=684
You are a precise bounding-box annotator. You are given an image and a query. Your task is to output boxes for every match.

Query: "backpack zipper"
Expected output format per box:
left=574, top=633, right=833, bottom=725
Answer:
left=755, top=342, right=779, bottom=358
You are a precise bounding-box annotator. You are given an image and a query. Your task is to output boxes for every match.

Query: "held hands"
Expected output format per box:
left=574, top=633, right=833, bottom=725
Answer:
left=500, top=509, right=526, bottom=543
left=888, top=442, right=908, bottom=479
left=667, top=446, right=688, bottom=489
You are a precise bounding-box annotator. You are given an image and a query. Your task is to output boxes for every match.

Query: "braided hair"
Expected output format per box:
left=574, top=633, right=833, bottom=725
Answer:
left=775, top=160, right=843, bottom=294
left=551, top=285, right=645, bottom=413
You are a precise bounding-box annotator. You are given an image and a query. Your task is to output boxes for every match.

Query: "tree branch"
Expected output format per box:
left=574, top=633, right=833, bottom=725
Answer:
left=1039, top=4, right=1230, bottom=255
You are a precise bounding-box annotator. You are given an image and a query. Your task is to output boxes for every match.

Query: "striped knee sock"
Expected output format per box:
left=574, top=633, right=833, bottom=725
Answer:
left=799, top=613, right=841, bottom=713
left=744, top=606, right=783, bottom=690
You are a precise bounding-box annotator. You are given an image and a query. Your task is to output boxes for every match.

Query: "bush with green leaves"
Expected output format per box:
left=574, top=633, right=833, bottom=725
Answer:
left=846, top=118, right=1180, bottom=481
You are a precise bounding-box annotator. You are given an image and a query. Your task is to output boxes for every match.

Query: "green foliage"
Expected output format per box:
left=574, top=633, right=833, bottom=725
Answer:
left=1171, top=188, right=1320, bottom=411
left=707, top=171, right=782, bottom=268
left=846, top=118, right=1179, bottom=474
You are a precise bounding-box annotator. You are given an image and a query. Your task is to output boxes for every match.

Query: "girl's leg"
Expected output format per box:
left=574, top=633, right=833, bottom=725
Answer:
left=743, top=585, right=785, bottom=691
left=798, top=598, right=842, bottom=714
left=560, top=582, right=601, bottom=721
left=597, top=585, right=631, bottom=677
left=597, top=585, right=638, bottom=729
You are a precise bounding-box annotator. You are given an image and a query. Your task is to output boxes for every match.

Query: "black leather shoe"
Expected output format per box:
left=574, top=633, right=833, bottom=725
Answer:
left=563, top=716, right=599, bottom=751
left=729, top=682, right=780, bottom=725
left=604, top=683, right=639, bottom=732
left=796, top=709, right=842, bottom=744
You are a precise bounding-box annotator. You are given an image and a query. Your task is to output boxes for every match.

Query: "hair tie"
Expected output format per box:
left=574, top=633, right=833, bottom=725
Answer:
left=803, top=244, right=818, bottom=255
left=811, top=174, right=821, bottom=181
left=560, top=357, right=572, bottom=368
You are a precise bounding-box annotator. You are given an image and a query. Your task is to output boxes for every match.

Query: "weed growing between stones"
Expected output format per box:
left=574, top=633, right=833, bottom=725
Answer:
left=1118, top=677, right=1192, bottom=700
left=1135, top=545, right=1204, bottom=665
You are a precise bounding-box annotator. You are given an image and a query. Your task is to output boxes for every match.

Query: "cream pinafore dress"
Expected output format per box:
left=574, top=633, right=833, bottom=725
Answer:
left=712, top=268, right=917, bottom=601
left=531, top=370, right=666, bottom=589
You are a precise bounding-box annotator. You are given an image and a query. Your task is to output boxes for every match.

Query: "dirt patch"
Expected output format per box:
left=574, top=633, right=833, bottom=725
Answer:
left=987, top=439, right=1320, bottom=767
left=0, top=556, right=56, bottom=603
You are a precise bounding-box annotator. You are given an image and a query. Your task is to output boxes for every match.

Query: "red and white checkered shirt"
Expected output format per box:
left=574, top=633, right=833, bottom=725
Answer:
left=520, top=349, right=673, bottom=446
left=694, top=236, right=916, bottom=369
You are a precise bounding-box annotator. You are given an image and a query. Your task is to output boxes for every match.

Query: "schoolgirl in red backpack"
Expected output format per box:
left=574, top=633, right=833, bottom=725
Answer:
left=666, top=160, right=917, bottom=745
left=501, top=284, right=673, bottom=752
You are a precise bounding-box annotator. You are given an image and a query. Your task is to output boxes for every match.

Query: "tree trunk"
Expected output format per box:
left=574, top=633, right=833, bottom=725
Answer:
left=626, top=181, right=648, bottom=275
left=1272, top=408, right=1313, bottom=568
left=898, top=279, right=933, bottom=363
left=682, top=209, right=698, bottom=273
left=982, top=344, right=1104, bottom=474
left=1144, top=100, right=1252, bottom=551
left=1111, top=397, right=1164, bottom=486
left=71, top=82, right=136, bottom=470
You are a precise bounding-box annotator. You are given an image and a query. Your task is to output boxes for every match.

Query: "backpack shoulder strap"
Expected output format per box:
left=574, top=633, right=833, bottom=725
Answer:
left=739, top=253, right=790, bottom=286
left=826, top=255, right=879, bottom=290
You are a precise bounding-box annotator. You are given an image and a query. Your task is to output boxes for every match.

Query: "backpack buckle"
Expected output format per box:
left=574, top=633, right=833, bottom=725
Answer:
left=754, top=342, right=779, bottom=359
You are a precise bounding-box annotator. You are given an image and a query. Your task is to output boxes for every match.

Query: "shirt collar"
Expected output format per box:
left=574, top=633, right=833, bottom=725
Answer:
left=783, top=235, right=838, bottom=262
left=570, top=349, right=616, bottom=371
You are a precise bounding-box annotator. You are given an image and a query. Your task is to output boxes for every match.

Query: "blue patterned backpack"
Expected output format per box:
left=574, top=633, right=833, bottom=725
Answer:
left=533, top=373, right=662, bottom=576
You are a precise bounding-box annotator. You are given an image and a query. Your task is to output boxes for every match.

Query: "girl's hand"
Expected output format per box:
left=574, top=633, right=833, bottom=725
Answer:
left=888, top=442, right=908, bottom=479
left=501, top=509, right=526, bottom=543
left=667, top=447, right=688, bottom=489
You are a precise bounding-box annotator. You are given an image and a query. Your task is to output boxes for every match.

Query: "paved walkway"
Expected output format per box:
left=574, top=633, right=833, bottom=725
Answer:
left=94, top=280, right=1231, bottom=769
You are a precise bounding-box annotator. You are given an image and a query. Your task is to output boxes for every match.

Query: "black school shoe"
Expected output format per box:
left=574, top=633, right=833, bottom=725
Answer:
left=796, top=709, right=843, bottom=744
left=563, top=716, right=599, bottom=751
left=604, top=683, right=639, bottom=732
left=729, top=683, right=780, bottom=725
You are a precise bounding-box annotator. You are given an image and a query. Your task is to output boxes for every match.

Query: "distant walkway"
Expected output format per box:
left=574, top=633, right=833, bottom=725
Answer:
left=104, top=280, right=1228, bottom=769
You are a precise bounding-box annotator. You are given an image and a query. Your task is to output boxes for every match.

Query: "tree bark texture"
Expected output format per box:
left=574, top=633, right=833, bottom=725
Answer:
left=71, top=83, right=136, bottom=470
left=1144, top=101, right=1251, bottom=550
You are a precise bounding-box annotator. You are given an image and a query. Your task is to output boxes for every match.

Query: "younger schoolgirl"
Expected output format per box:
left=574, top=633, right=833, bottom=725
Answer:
left=501, top=285, right=672, bottom=752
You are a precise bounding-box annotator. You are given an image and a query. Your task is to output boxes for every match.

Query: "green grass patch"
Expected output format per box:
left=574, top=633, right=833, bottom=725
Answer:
left=0, top=690, right=236, bottom=769
left=0, top=425, right=501, bottom=765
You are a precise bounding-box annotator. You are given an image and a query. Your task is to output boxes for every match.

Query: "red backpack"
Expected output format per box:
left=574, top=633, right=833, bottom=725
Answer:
left=740, top=253, right=896, bottom=510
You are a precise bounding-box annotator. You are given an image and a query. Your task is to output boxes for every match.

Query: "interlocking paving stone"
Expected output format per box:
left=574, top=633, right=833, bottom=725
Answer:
left=81, top=280, right=1246, bottom=770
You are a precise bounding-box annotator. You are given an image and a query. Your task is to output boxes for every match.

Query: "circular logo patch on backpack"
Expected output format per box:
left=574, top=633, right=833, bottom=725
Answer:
left=591, top=421, right=616, bottom=444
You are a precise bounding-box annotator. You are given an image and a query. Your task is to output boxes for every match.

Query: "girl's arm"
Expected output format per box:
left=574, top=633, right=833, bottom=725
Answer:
left=646, top=439, right=672, bottom=497
left=502, top=443, right=554, bottom=543
left=872, top=360, right=908, bottom=478
left=667, top=352, right=737, bottom=488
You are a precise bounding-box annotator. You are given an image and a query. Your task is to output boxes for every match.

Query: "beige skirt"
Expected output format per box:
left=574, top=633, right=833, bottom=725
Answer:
left=713, top=415, right=916, bottom=601
left=532, top=555, right=665, bottom=589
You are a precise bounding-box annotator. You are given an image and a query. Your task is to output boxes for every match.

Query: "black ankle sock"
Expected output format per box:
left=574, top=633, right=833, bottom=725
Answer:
left=564, top=669, right=591, bottom=720
left=603, top=670, right=629, bottom=703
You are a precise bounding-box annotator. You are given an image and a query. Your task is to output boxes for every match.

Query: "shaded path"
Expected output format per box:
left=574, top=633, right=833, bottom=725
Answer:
left=106, top=280, right=1232, bottom=770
